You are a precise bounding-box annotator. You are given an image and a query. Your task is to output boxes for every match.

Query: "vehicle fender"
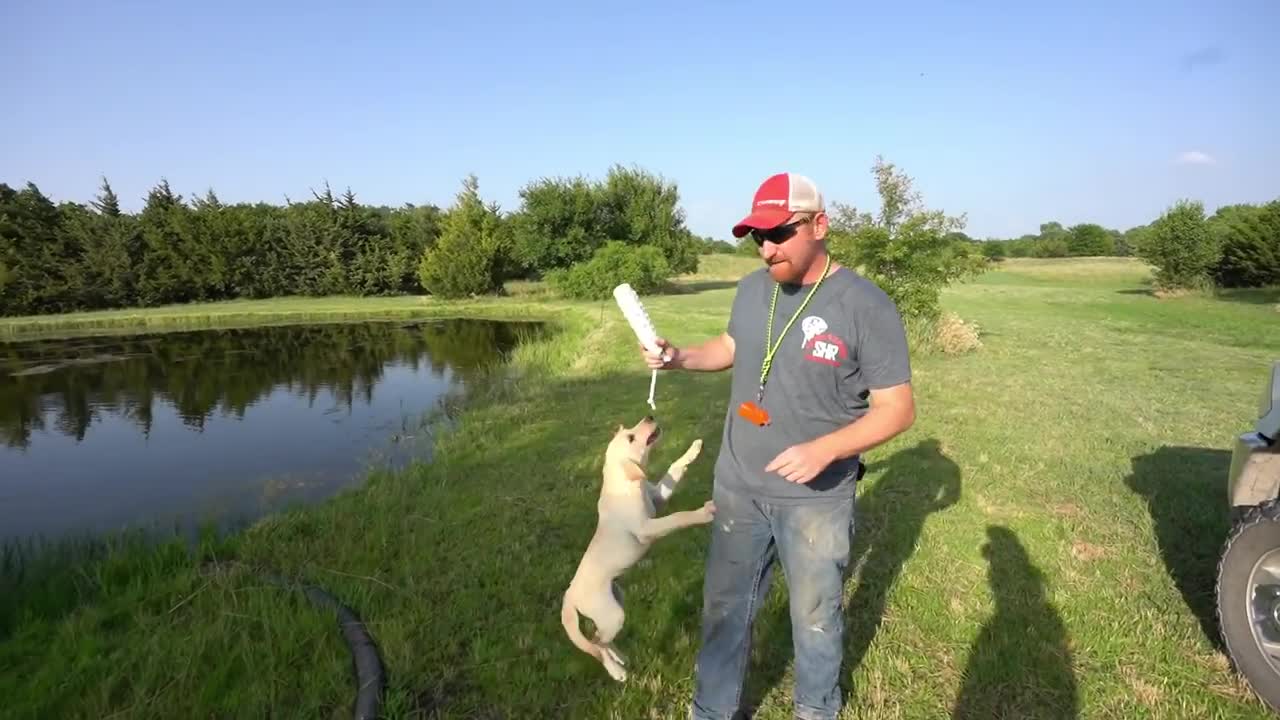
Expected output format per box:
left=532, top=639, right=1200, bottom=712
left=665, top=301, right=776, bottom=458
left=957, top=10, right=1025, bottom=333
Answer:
left=1230, top=432, right=1280, bottom=509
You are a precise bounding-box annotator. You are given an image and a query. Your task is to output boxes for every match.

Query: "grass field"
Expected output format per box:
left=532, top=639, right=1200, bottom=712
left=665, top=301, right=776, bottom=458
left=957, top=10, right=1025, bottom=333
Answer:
left=3, top=255, right=1279, bottom=719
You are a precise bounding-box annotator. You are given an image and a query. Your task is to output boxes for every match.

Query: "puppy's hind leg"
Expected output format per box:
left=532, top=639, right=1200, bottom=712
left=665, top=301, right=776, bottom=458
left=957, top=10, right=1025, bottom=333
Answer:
left=586, top=591, right=628, bottom=682
left=561, top=591, right=603, bottom=663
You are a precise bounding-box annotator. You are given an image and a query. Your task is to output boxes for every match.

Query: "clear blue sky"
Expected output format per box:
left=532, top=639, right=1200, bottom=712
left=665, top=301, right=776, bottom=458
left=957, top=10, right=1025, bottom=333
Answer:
left=3, top=0, right=1277, bottom=240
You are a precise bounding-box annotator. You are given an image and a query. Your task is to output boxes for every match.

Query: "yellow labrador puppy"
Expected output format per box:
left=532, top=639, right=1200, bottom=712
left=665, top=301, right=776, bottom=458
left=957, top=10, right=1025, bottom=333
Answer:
left=560, top=414, right=714, bottom=681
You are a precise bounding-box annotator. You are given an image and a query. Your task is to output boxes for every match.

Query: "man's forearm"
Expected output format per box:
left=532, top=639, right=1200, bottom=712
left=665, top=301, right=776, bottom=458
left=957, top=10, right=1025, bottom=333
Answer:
left=814, top=400, right=914, bottom=461
left=674, top=334, right=734, bottom=372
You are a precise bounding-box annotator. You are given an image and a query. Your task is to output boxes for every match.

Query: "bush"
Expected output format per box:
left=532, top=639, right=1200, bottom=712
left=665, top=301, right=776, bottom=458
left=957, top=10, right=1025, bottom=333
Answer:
left=505, top=165, right=700, bottom=279
left=417, top=175, right=508, bottom=299
left=1211, top=201, right=1280, bottom=288
left=548, top=241, right=671, bottom=300
left=1138, top=199, right=1221, bottom=291
left=509, top=175, right=606, bottom=276
left=1066, top=223, right=1114, bottom=256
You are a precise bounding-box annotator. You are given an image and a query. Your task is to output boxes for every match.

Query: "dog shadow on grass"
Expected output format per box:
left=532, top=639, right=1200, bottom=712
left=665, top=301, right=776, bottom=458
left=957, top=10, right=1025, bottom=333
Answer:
left=951, top=525, right=1078, bottom=719
left=1123, top=445, right=1233, bottom=650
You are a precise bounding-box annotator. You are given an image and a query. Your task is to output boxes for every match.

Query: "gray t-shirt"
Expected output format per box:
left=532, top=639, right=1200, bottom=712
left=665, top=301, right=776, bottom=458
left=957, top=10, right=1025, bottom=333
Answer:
left=713, top=263, right=912, bottom=503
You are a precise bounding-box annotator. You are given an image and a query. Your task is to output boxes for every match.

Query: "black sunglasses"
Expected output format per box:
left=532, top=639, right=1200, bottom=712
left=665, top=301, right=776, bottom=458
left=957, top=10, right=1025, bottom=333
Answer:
left=751, top=217, right=811, bottom=246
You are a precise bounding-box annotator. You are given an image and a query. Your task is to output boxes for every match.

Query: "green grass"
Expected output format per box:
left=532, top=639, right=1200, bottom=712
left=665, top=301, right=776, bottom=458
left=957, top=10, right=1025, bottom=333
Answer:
left=3, top=255, right=1279, bottom=718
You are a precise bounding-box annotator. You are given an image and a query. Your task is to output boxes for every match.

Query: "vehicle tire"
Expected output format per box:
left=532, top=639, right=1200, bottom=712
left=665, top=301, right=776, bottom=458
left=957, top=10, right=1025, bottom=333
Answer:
left=1218, top=498, right=1280, bottom=714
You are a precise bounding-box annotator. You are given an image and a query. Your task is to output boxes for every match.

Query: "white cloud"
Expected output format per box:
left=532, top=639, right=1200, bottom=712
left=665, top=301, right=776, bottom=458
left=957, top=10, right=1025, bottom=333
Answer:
left=1175, top=150, right=1215, bottom=165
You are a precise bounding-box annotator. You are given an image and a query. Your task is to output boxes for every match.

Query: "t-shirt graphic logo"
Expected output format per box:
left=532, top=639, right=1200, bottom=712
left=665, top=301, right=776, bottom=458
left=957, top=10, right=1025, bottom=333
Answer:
left=801, top=315, right=828, bottom=349
left=803, top=325, right=848, bottom=367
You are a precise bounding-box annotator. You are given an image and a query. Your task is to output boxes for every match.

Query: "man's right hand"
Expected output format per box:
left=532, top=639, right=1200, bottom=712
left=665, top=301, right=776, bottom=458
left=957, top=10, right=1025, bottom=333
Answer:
left=643, top=332, right=734, bottom=373
left=642, top=337, right=677, bottom=370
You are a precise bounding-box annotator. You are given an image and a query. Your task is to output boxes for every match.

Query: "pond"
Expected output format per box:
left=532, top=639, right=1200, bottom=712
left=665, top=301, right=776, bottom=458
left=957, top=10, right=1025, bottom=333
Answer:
left=0, top=318, right=544, bottom=548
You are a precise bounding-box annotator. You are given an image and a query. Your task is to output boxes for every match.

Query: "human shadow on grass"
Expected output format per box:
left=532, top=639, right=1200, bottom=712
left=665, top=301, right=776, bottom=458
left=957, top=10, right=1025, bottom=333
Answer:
left=839, top=439, right=963, bottom=698
left=659, top=438, right=961, bottom=718
left=1124, top=445, right=1232, bottom=650
left=952, top=526, right=1078, bottom=719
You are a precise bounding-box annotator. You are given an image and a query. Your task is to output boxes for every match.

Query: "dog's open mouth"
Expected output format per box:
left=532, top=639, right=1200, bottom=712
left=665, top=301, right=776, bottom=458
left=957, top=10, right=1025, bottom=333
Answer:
left=646, top=427, right=661, bottom=446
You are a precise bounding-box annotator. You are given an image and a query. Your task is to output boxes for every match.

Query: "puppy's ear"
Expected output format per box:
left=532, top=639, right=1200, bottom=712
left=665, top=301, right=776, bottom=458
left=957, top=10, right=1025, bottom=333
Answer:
left=623, top=461, right=646, bottom=483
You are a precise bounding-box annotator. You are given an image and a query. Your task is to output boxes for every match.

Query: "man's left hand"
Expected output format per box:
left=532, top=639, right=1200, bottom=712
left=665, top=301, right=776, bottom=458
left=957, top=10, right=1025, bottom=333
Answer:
left=765, top=440, right=836, bottom=484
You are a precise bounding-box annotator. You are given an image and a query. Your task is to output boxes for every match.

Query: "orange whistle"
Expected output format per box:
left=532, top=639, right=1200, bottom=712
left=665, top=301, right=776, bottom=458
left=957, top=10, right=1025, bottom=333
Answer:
left=737, top=400, right=771, bottom=426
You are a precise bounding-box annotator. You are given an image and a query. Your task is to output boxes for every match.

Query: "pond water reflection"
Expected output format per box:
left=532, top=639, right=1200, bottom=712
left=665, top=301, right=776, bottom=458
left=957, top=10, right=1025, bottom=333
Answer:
left=0, top=319, right=543, bottom=546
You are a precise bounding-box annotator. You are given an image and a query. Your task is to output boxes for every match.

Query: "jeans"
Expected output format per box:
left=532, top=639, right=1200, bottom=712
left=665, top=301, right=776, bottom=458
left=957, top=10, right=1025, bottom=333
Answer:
left=690, top=480, right=856, bottom=720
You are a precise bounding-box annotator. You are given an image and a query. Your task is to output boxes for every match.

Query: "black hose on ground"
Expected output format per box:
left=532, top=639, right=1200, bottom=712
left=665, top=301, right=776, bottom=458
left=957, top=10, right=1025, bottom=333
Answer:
left=260, top=571, right=387, bottom=720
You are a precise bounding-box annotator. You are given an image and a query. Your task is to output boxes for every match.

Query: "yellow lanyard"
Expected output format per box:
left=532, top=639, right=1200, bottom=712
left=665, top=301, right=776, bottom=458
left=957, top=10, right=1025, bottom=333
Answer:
left=758, top=254, right=831, bottom=401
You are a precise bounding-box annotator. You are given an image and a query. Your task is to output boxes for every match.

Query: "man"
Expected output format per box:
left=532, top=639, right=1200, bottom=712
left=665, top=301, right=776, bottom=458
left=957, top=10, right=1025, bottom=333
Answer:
left=640, top=172, right=916, bottom=720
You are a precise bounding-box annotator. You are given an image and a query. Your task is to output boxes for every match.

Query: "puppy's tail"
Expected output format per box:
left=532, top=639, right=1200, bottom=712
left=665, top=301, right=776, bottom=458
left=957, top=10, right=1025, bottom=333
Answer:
left=560, top=592, right=602, bottom=661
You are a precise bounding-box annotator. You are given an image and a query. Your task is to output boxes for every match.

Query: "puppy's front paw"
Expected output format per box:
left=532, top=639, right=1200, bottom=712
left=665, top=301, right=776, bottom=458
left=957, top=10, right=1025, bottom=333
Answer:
left=679, top=438, right=703, bottom=465
left=696, top=500, right=716, bottom=523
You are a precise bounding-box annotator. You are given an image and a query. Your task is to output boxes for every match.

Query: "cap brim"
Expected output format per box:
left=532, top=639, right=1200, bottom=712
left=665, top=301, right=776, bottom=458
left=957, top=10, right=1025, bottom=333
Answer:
left=731, top=208, right=793, bottom=238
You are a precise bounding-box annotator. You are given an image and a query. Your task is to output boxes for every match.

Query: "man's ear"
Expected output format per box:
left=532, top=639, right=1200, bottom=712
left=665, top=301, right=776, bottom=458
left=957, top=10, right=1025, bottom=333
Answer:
left=813, top=211, right=829, bottom=240
left=623, top=461, right=646, bottom=483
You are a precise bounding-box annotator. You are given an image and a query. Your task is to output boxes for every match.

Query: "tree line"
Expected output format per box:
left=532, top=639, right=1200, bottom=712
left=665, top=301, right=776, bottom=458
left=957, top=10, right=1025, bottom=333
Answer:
left=5, top=156, right=1268, bottom=320
left=977, top=221, right=1142, bottom=259
left=0, top=164, right=732, bottom=317
left=975, top=201, right=1279, bottom=290
left=0, top=155, right=1012, bottom=336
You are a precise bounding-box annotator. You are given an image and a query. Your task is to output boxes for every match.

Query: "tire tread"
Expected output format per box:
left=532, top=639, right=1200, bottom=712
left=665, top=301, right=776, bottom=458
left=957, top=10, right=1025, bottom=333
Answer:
left=1216, top=497, right=1280, bottom=713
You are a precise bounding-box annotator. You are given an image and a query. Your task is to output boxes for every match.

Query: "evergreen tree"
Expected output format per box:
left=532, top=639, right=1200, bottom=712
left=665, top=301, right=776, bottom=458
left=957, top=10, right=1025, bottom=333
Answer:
left=417, top=175, right=507, bottom=298
left=136, top=179, right=195, bottom=305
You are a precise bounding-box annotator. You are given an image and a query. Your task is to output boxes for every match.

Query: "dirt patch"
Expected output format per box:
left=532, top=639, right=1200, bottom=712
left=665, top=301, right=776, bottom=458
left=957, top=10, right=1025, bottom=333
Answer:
left=1052, top=503, right=1082, bottom=518
left=974, top=493, right=1027, bottom=520
left=1071, top=540, right=1106, bottom=561
left=1153, top=287, right=1196, bottom=299
left=1122, top=667, right=1164, bottom=707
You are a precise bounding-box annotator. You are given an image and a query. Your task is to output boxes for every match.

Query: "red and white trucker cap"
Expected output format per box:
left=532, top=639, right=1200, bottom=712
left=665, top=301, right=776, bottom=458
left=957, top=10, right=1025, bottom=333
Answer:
left=731, top=172, right=825, bottom=238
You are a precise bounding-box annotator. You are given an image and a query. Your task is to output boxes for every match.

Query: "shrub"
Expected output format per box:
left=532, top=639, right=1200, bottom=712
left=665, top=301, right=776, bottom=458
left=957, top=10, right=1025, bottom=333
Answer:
left=1138, top=199, right=1221, bottom=291
left=1066, top=223, right=1114, bottom=256
left=981, top=242, right=1007, bottom=260
left=1211, top=201, right=1280, bottom=288
left=548, top=241, right=671, bottom=300
left=504, top=165, right=700, bottom=279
